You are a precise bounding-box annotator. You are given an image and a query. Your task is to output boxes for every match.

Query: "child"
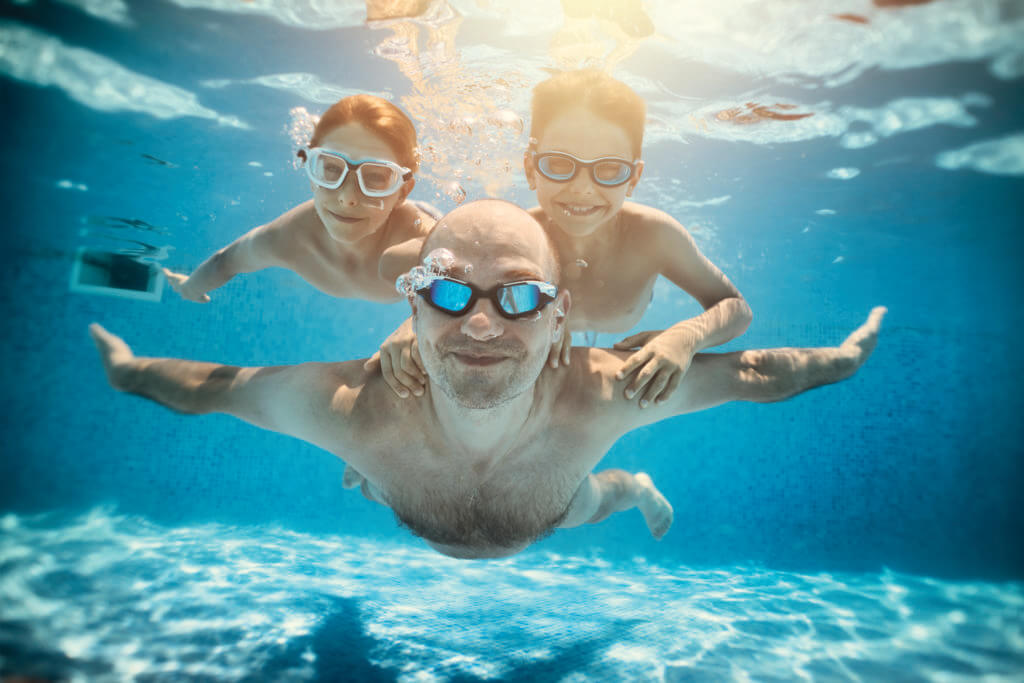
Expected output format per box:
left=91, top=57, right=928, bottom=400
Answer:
left=377, top=69, right=751, bottom=408
left=164, top=95, right=436, bottom=305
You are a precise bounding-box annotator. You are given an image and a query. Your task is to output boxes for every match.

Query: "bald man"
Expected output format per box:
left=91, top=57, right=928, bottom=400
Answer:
left=91, top=200, right=885, bottom=560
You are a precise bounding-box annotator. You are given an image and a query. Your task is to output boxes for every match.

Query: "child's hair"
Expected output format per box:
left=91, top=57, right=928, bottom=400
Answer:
left=530, top=70, right=646, bottom=156
left=307, top=95, right=419, bottom=173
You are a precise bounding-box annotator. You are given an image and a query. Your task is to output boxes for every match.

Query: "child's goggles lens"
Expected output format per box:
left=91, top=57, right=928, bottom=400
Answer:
left=534, top=151, right=636, bottom=187
left=304, top=148, right=412, bottom=197
left=418, top=278, right=558, bottom=320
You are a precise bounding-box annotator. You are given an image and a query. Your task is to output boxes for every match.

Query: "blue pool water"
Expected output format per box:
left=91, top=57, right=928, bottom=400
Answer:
left=1, top=0, right=1023, bottom=680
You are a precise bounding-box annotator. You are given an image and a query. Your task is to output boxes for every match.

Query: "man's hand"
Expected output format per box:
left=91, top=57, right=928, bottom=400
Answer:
left=364, top=318, right=425, bottom=398
left=163, top=268, right=211, bottom=303
left=547, top=329, right=573, bottom=369
left=613, top=327, right=698, bottom=408
left=89, top=323, right=137, bottom=391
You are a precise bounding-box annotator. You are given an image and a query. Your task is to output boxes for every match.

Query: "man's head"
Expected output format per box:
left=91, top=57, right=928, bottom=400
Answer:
left=411, top=200, right=570, bottom=409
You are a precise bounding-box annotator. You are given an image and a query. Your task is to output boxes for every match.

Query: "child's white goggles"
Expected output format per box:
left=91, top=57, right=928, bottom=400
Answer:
left=301, top=147, right=412, bottom=197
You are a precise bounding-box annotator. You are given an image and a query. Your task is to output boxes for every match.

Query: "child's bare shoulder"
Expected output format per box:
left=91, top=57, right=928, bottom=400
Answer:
left=240, top=201, right=320, bottom=266
left=616, top=202, right=689, bottom=251
left=389, top=201, right=435, bottom=243
left=619, top=202, right=679, bottom=231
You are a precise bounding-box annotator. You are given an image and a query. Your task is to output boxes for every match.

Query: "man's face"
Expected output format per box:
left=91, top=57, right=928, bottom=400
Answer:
left=412, top=205, right=568, bottom=409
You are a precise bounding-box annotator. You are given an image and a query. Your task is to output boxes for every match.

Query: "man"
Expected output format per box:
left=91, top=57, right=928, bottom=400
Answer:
left=91, top=200, right=885, bottom=560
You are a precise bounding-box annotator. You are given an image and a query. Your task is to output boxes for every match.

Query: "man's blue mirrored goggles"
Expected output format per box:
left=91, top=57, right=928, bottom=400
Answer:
left=417, top=277, right=558, bottom=320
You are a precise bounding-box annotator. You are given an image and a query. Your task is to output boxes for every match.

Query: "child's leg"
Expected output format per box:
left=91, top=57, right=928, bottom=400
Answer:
left=560, top=470, right=673, bottom=539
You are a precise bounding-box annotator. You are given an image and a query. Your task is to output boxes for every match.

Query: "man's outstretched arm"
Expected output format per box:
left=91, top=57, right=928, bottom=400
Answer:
left=89, top=323, right=349, bottom=448
left=608, top=307, right=887, bottom=431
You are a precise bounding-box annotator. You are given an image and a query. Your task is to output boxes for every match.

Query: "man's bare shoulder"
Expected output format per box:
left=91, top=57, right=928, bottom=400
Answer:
left=546, top=346, right=631, bottom=414
left=533, top=346, right=644, bottom=458
left=300, top=358, right=407, bottom=420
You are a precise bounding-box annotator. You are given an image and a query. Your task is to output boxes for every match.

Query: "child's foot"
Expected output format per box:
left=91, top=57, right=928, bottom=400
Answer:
left=635, top=472, right=673, bottom=540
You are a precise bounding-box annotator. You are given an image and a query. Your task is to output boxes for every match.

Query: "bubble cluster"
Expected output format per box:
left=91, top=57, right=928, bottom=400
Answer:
left=287, top=106, right=319, bottom=167
left=487, top=110, right=524, bottom=134
left=395, top=248, right=458, bottom=298
left=443, top=181, right=467, bottom=204
left=395, top=273, right=414, bottom=297
left=424, top=248, right=455, bottom=276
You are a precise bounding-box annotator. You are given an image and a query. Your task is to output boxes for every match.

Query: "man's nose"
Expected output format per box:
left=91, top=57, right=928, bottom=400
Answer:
left=461, top=298, right=504, bottom=341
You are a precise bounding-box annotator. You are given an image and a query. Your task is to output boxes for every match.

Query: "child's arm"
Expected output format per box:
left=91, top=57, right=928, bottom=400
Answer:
left=614, top=207, right=752, bottom=406
left=364, top=316, right=426, bottom=398
left=164, top=205, right=305, bottom=302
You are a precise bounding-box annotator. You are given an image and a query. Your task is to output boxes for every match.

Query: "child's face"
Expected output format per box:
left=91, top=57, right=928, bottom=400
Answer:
left=525, top=106, right=642, bottom=238
left=310, top=123, right=413, bottom=245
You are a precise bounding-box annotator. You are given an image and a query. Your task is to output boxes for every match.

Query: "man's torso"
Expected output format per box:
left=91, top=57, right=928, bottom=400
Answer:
left=330, top=352, right=628, bottom=557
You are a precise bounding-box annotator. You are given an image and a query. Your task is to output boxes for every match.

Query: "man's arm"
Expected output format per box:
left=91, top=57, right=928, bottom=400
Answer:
left=598, top=307, right=886, bottom=432
left=89, top=324, right=352, bottom=454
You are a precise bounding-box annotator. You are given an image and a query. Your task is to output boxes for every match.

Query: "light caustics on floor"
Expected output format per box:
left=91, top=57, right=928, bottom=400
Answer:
left=1, top=509, right=1022, bottom=681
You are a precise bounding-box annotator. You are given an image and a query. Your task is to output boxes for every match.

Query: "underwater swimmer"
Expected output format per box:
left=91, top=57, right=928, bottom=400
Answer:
left=375, top=70, right=753, bottom=407
left=92, top=200, right=886, bottom=561
left=164, top=95, right=436, bottom=304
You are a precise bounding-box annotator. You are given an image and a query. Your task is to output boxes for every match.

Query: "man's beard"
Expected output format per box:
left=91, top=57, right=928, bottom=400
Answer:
left=428, top=336, right=538, bottom=410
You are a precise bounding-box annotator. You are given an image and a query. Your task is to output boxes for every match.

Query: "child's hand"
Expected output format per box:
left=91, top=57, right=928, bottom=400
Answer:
left=547, top=330, right=573, bottom=368
left=163, top=268, right=211, bottom=303
left=613, top=328, right=698, bottom=408
left=365, top=318, right=425, bottom=398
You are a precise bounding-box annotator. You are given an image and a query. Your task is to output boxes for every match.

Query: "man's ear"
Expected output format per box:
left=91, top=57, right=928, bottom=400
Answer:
left=625, top=160, right=644, bottom=197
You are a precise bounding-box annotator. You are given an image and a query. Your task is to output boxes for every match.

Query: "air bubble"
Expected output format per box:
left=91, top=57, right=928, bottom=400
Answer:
left=575, top=259, right=588, bottom=269
left=448, top=117, right=475, bottom=136
left=395, top=273, right=414, bottom=297
left=423, top=248, right=455, bottom=276
left=409, top=265, right=430, bottom=290
left=444, top=182, right=466, bottom=204
left=488, top=110, right=524, bottom=134
left=464, top=264, right=474, bottom=274
left=287, top=107, right=319, bottom=166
